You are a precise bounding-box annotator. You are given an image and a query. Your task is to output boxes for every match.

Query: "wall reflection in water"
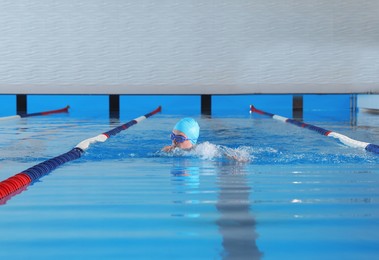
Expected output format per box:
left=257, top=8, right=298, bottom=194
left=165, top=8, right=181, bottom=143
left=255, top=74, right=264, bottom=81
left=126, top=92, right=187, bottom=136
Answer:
left=170, top=159, right=200, bottom=219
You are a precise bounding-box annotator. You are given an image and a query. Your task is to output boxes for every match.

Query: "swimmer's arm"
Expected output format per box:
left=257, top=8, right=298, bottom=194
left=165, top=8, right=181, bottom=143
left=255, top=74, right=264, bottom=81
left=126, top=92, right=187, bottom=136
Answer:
left=224, top=153, right=249, bottom=163
left=162, top=145, right=175, bottom=152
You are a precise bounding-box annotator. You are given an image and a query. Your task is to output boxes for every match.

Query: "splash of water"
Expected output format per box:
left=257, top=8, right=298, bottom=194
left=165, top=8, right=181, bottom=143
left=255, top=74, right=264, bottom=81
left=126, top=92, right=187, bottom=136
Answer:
left=156, top=142, right=255, bottom=162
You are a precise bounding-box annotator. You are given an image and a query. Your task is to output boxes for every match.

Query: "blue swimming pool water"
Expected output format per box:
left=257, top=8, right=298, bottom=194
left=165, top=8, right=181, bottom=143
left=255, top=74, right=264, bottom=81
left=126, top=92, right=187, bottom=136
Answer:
left=0, top=112, right=378, bottom=259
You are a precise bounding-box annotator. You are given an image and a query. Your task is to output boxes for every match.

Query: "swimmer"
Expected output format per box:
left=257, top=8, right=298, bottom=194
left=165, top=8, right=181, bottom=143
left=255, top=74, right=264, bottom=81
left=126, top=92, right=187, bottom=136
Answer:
left=162, top=118, right=200, bottom=152
left=161, top=118, right=249, bottom=163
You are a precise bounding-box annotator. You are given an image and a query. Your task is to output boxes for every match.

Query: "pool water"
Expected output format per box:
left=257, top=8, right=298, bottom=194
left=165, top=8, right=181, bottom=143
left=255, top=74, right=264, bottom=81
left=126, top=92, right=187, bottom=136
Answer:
left=0, top=112, right=379, bottom=259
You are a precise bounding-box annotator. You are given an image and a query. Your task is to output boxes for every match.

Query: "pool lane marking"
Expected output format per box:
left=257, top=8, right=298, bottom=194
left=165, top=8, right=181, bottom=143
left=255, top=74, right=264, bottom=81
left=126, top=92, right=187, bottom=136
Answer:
left=0, top=106, right=70, bottom=121
left=250, top=105, right=379, bottom=155
left=0, top=106, right=162, bottom=202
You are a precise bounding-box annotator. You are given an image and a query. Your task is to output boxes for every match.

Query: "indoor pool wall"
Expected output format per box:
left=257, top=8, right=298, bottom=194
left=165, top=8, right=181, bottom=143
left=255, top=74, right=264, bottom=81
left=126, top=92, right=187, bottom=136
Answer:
left=1, top=94, right=379, bottom=260
left=0, top=94, right=354, bottom=119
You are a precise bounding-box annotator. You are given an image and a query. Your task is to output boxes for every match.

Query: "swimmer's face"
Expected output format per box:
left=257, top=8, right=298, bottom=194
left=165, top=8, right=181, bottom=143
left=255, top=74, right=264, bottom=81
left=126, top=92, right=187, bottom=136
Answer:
left=171, top=129, right=193, bottom=150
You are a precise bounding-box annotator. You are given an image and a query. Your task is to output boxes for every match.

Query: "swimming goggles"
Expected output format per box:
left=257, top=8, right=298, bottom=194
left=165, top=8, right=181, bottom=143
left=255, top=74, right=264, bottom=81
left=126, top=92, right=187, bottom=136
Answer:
left=170, top=132, right=190, bottom=143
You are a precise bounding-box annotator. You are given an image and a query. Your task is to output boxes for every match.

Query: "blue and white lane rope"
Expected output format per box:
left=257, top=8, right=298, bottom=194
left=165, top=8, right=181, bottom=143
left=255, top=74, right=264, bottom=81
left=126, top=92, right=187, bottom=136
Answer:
left=0, top=106, right=162, bottom=202
left=250, top=105, right=379, bottom=155
left=0, top=106, right=70, bottom=121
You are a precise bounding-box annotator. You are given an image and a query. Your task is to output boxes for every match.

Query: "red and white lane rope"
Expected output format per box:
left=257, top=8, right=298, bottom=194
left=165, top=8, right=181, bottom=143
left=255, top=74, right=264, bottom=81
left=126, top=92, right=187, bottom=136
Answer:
left=0, top=106, right=161, bottom=203
left=0, top=106, right=70, bottom=121
left=250, top=105, right=379, bottom=154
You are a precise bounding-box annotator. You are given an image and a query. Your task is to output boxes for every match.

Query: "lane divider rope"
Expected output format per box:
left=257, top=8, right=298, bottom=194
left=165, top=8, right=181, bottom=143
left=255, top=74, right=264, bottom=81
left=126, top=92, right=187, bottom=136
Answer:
left=0, top=106, right=162, bottom=203
left=0, top=106, right=70, bottom=121
left=250, top=105, right=379, bottom=155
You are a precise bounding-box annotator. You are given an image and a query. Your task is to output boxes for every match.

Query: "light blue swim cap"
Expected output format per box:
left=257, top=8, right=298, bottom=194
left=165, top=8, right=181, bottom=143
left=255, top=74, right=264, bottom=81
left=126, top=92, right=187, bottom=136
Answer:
left=173, top=118, right=200, bottom=144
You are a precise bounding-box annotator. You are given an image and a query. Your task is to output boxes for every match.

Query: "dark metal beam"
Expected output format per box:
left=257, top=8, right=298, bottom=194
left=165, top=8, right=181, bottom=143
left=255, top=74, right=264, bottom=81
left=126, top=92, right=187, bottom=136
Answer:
left=109, top=94, right=120, bottom=119
left=292, top=95, right=303, bottom=120
left=16, top=94, right=27, bottom=115
left=201, top=95, right=212, bottom=115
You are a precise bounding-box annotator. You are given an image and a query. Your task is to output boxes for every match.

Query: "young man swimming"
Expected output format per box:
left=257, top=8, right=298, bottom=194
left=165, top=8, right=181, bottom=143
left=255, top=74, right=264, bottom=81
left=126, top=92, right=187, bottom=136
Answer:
left=162, top=118, right=200, bottom=152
